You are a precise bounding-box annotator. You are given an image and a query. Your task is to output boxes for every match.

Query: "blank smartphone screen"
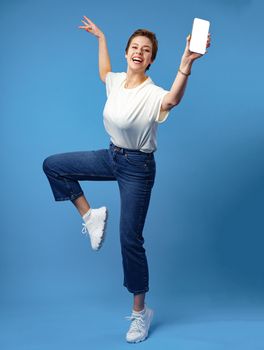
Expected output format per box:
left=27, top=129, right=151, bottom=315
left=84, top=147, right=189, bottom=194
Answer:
left=189, top=18, right=210, bottom=55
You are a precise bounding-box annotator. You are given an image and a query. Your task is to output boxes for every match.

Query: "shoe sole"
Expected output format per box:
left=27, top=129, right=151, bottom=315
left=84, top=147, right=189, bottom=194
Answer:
left=95, top=207, right=108, bottom=251
left=126, top=309, right=154, bottom=343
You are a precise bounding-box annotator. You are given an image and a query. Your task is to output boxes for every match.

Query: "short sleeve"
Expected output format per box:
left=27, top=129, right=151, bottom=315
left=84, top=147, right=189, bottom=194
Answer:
left=153, top=88, right=171, bottom=124
left=105, top=71, right=125, bottom=98
left=105, top=71, right=114, bottom=98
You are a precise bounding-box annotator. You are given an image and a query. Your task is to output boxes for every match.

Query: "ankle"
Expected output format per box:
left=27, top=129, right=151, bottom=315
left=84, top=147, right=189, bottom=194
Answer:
left=133, top=305, right=145, bottom=313
left=82, top=208, right=92, bottom=222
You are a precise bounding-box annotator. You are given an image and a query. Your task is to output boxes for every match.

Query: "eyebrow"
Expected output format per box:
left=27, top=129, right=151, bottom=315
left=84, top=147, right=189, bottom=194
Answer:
left=131, top=42, right=151, bottom=48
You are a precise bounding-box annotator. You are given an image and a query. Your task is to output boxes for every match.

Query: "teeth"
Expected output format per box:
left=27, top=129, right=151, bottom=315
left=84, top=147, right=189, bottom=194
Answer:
left=133, top=58, right=142, bottom=62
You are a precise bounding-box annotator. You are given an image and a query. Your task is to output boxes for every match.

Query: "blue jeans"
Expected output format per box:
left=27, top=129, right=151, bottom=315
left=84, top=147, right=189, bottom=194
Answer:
left=42, top=141, right=156, bottom=295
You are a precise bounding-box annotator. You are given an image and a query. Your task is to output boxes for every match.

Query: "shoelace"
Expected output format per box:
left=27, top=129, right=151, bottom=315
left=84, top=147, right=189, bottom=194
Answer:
left=125, top=314, right=145, bottom=333
left=81, top=223, right=88, bottom=235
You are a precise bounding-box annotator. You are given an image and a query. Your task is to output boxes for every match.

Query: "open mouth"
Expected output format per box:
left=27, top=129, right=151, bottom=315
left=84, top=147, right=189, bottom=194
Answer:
left=132, top=57, right=143, bottom=64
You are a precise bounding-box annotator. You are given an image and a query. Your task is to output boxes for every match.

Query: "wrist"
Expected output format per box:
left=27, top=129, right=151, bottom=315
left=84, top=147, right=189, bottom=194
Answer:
left=98, top=33, right=105, bottom=40
left=179, top=58, right=193, bottom=76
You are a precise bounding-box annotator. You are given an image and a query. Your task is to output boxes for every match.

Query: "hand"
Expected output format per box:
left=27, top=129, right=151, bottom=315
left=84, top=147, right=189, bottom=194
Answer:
left=182, top=33, right=211, bottom=63
left=78, top=16, right=104, bottom=39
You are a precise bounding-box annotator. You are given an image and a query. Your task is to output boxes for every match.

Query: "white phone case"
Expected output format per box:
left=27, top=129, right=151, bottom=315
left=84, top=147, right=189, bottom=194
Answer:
left=189, top=18, right=210, bottom=55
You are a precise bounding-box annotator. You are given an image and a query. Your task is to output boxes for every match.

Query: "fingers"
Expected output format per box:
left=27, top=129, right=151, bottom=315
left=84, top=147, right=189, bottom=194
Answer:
left=83, top=15, right=94, bottom=26
left=83, top=15, right=91, bottom=22
left=81, top=19, right=92, bottom=28
left=79, top=16, right=93, bottom=31
left=206, top=33, right=211, bottom=47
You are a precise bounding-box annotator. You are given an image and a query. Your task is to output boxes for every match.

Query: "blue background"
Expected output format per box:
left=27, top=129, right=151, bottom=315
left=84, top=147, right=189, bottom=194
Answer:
left=1, top=0, right=264, bottom=349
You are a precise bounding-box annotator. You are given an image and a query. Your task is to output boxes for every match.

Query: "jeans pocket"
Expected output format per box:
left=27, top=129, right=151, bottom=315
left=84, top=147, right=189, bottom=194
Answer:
left=124, top=153, right=149, bottom=168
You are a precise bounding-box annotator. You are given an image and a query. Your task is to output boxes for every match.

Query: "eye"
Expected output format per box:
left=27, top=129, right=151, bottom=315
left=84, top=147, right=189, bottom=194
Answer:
left=131, top=46, right=150, bottom=52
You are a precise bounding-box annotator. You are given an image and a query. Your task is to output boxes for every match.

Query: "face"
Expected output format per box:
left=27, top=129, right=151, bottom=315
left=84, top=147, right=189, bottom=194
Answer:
left=125, top=36, right=153, bottom=72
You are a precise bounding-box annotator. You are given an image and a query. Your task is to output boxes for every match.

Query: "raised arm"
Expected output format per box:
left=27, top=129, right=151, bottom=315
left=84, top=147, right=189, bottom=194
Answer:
left=79, top=16, right=111, bottom=83
left=161, top=33, right=211, bottom=111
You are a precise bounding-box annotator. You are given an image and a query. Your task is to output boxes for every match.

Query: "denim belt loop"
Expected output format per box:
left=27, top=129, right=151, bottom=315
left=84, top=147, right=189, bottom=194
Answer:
left=110, top=141, right=153, bottom=158
left=114, top=146, right=125, bottom=154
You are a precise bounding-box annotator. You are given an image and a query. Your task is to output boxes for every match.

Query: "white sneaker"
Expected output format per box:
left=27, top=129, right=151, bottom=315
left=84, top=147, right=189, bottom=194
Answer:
left=125, top=304, right=154, bottom=343
left=81, top=207, right=108, bottom=251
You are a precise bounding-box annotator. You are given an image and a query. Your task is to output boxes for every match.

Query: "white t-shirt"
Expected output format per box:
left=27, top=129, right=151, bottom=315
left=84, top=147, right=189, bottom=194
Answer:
left=103, top=71, right=170, bottom=153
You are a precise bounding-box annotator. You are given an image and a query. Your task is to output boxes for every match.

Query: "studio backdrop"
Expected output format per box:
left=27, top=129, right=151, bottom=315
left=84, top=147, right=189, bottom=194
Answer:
left=1, top=0, right=263, bottom=311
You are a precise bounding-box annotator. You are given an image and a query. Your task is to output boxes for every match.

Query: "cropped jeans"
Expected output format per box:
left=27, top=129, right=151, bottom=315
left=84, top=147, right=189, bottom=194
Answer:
left=42, top=141, right=156, bottom=295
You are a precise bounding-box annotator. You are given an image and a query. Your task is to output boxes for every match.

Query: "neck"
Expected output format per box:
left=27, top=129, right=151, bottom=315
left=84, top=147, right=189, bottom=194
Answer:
left=124, top=71, right=148, bottom=88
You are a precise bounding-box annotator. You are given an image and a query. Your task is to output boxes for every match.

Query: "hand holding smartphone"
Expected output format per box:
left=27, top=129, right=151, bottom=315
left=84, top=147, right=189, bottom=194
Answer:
left=189, top=18, right=210, bottom=55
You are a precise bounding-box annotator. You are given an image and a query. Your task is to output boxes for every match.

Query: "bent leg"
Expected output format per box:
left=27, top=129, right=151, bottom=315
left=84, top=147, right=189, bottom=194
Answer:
left=42, top=148, right=116, bottom=202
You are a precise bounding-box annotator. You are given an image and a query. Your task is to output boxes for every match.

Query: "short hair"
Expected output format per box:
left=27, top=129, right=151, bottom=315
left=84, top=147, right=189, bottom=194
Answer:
left=125, top=29, right=158, bottom=71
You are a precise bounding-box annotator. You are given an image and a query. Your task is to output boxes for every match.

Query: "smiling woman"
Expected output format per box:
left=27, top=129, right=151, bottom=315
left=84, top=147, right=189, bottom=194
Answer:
left=124, top=28, right=158, bottom=72
left=43, top=15, right=211, bottom=345
left=124, top=35, right=154, bottom=87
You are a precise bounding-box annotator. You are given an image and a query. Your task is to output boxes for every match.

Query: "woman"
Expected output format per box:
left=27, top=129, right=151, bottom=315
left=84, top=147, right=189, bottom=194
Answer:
left=43, top=16, right=211, bottom=343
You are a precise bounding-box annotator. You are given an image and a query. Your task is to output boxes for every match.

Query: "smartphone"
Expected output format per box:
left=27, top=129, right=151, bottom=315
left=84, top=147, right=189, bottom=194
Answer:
left=189, top=18, right=210, bottom=55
